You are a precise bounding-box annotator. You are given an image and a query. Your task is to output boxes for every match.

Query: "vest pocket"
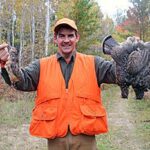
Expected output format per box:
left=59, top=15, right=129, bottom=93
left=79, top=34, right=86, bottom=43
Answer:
left=32, top=106, right=57, bottom=120
left=35, top=93, right=61, bottom=105
left=30, top=105, right=57, bottom=138
left=79, top=104, right=108, bottom=135
left=76, top=93, right=100, bottom=103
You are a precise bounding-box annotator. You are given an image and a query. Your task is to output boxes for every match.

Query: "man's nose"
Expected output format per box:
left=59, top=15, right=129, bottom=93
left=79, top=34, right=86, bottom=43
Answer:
left=64, top=36, right=70, bottom=42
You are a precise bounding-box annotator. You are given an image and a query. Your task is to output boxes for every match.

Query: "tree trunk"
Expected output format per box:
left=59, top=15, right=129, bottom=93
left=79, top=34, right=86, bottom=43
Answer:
left=7, top=27, right=11, bottom=45
left=0, top=20, right=1, bottom=43
left=0, top=29, right=1, bottom=43
left=19, top=4, right=25, bottom=66
left=12, top=10, right=16, bottom=47
left=45, top=0, right=51, bottom=56
left=31, top=2, right=35, bottom=61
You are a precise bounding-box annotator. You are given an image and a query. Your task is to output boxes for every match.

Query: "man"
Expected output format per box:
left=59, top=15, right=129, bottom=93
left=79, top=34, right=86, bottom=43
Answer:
left=0, top=18, right=117, bottom=150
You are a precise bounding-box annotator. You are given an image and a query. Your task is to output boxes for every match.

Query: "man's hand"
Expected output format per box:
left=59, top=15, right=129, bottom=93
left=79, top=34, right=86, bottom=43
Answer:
left=0, top=43, right=10, bottom=67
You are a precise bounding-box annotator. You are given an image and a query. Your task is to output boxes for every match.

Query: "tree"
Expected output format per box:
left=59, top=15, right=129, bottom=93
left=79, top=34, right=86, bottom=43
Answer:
left=114, top=9, right=127, bottom=25
left=0, top=0, right=105, bottom=66
left=126, top=0, right=150, bottom=40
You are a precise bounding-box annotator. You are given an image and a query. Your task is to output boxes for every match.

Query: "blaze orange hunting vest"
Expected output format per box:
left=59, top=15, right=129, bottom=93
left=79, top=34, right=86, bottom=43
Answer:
left=29, top=52, right=108, bottom=139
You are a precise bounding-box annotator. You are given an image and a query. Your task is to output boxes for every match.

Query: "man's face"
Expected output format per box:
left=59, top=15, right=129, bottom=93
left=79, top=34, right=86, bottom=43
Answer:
left=54, top=27, right=79, bottom=57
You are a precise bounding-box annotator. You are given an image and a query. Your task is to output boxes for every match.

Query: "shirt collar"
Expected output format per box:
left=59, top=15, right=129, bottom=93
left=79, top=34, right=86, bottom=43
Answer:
left=56, top=51, right=76, bottom=62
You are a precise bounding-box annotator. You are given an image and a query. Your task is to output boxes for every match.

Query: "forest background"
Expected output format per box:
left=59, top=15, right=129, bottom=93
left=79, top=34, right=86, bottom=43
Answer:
left=0, top=0, right=150, bottom=67
left=0, top=0, right=150, bottom=149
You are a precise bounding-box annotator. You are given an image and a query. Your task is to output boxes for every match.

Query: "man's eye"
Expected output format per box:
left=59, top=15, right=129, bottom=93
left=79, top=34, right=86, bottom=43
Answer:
left=58, top=34, right=64, bottom=38
left=68, top=34, right=74, bottom=38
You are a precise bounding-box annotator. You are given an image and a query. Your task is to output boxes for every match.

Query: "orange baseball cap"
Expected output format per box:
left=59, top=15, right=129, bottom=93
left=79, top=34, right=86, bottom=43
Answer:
left=54, top=18, right=78, bottom=32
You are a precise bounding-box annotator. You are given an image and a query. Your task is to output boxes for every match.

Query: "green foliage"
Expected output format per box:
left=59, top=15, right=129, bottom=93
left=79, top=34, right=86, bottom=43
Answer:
left=1, top=0, right=149, bottom=64
left=112, top=30, right=133, bottom=43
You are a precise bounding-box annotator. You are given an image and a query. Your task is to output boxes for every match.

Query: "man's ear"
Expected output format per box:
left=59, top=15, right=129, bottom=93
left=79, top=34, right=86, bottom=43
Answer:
left=76, top=33, right=80, bottom=42
left=53, top=33, right=57, bottom=44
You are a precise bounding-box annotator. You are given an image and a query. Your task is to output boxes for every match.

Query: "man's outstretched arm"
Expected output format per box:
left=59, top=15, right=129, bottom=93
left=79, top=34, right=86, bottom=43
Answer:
left=0, top=45, right=40, bottom=91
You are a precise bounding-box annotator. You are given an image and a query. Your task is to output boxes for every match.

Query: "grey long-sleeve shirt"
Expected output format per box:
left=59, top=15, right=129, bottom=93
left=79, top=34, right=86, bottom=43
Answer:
left=13, top=52, right=116, bottom=91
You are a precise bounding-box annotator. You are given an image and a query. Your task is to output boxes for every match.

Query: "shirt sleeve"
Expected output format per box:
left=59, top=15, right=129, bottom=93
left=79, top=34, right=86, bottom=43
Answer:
left=7, top=47, right=40, bottom=91
left=12, top=60, right=40, bottom=91
left=94, top=56, right=116, bottom=86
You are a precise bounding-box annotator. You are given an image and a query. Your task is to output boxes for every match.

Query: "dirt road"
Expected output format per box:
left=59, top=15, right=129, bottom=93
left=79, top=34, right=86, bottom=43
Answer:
left=107, top=96, right=141, bottom=150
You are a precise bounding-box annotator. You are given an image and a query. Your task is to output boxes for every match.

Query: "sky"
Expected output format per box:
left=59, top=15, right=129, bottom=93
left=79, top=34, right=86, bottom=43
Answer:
left=96, top=0, right=132, bottom=18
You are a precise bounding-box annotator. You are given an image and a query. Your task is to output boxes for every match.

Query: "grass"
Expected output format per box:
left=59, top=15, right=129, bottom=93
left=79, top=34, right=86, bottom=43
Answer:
left=0, top=97, right=47, bottom=150
left=0, top=99, right=34, bottom=126
left=0, top=85, right=149, bottom=150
